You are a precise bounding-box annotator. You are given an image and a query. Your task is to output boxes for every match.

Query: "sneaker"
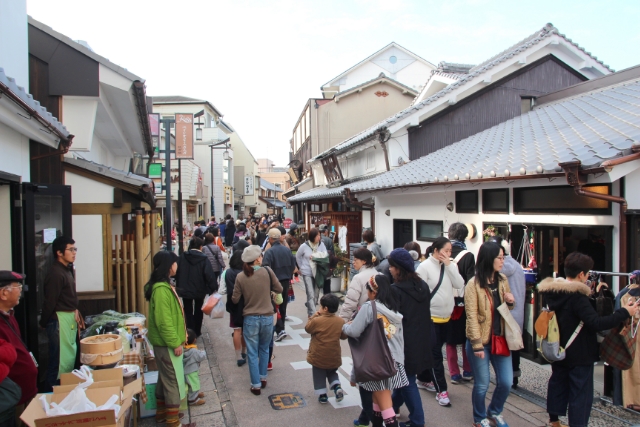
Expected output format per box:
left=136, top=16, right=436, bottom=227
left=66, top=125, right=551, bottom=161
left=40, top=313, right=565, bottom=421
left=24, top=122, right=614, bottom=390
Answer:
left=462, top=371, right=473, bottom=381
left=188, top=398, right=205, bottom=406
left=318, top=394, right=328, bottom=403
left=450, top=374, right=463, bottom=384
left=353, top=420, right=368, bottom=427
left=285, top=316, right=292, bottom=321
left=275, top=331, right=288, bottom=342
left=488, top=414, right=509, bottom=427
left=267, top=362, right=273, bottom=371
left=417, top=380, right=436, bottom=392
left=241, top=352, right=247, bottom=359
left=472, top=420, right=492, bottom=427
left=333, top=385, right=344, bottom=402
left=435, top=391, right=451, bottom=406
left=548, top=421, right=568, bottom=427
left=237, top=359, right=246, bottom=367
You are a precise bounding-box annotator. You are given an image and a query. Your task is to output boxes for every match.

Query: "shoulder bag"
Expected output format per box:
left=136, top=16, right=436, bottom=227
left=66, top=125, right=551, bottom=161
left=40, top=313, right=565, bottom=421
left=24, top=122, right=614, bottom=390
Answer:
left=450, top=251, right=469, bottom=320
left=430, top=264, right=446, bottom=299
left=600, top=318, right=637, bottom=370
left=348, top=301, right=398, bottom=383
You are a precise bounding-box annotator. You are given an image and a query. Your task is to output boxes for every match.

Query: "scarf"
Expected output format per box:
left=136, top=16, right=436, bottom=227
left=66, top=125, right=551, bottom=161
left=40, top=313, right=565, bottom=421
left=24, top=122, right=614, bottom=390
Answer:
left=307, top=240, right=319, bottom=252
left=451, top=240, right=467, bottom=250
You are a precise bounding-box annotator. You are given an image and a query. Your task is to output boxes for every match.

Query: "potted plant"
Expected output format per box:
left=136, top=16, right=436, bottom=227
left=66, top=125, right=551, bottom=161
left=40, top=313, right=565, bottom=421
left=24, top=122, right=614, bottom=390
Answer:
left=331, top=243, right=348, bottom=292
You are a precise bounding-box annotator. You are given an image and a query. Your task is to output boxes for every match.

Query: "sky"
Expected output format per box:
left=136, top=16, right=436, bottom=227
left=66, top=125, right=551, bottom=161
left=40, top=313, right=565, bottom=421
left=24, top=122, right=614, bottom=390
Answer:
left=27, top=0, right=640, bottom=167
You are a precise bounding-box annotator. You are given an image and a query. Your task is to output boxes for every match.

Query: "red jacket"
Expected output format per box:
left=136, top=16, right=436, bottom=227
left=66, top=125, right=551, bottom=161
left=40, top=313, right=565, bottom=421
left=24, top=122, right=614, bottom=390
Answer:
left=0, top=311, right=37, bottom=405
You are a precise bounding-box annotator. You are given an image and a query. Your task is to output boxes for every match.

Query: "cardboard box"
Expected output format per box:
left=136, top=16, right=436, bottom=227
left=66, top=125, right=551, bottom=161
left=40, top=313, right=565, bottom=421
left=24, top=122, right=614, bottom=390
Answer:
left=54, top=368, right=125, bottom=394
left=21, top=374, right=142, bottom=427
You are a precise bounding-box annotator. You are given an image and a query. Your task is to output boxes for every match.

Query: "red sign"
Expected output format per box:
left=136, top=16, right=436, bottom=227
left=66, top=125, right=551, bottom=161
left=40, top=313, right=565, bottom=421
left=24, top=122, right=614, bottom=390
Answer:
left=284, top=218, right=293, bottom=229
left=175, top=113, right=194, bottom=159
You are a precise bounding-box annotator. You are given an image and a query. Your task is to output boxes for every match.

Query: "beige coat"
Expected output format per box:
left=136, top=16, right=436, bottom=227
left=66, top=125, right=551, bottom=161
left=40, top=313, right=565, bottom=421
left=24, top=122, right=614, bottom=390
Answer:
left=464, top=274, right=512, bottom=351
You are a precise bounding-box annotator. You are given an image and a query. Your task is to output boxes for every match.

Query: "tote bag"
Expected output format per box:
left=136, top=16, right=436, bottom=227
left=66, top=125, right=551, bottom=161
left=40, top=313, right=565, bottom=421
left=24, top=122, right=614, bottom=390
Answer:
left=348, top=301, right=397, bottom=383
left=601, top=319, right=637, bottom=370
left=497, top=303, right=524, bottom=351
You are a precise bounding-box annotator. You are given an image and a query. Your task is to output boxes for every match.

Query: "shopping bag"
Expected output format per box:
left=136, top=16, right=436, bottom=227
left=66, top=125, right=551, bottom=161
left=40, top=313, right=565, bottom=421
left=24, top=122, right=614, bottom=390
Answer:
left=497, top=303, right=524, bottom=351
left=202, top=293, right=220, bottom=316
left=211, top=294, right=225, bottom=319
left=601, top=319, right=637, bottom=370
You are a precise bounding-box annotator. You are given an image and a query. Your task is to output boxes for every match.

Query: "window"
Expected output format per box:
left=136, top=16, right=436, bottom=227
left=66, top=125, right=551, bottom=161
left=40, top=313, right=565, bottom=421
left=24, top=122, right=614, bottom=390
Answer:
left=161, top=115, right=175, bottom=129
left=416, top=220, right=443, bottom=242
left=513, top=185, right=612, bottom=215
left=455, top=190, right=479, bottom=213
left=483, top=189, right=509, bottom=213
left=393, top=219, right=413, bottom=249
left=389, top=56, right=397, bottom=64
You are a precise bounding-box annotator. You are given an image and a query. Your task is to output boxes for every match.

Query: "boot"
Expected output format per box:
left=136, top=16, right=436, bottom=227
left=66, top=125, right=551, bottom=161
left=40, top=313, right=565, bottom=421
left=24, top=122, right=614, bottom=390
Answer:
left=382, top=415, right=399, bottom=427
left=371, top=411, right=384, bottom=427
left=548, top=421, right=568, bottom=427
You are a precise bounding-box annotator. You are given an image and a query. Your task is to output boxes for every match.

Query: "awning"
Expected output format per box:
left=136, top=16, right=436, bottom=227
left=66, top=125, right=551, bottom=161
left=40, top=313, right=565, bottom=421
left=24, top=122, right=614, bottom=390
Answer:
left=259, top=197, right=286, bottom=208
left=63, top=157, right=156, bottom=208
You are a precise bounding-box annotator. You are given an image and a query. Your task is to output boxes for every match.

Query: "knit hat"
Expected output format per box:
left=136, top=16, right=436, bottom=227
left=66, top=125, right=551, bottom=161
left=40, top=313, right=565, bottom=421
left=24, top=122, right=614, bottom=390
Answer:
left=388, top=248, right=415, bottom=273
left=233, top=239, right=250, bottom=252
left=267, top=228, right=281, bottom=239
left=241, top=245, right=263, bottom=263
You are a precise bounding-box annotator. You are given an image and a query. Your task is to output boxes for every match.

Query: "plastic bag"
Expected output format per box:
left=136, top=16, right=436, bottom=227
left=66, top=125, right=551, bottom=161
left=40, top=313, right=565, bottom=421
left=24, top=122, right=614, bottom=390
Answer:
left=211, top=295, right=225, bottom=319
left=202, top=293, right=221, bottom=316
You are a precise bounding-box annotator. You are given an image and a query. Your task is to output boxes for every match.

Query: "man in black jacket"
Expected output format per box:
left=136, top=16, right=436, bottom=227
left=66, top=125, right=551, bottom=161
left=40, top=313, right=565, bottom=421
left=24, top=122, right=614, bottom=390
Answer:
left=224, top=215, right=236, bottom=247
left=538, top=252, right=639, bottom=427
left=389, top=248, right=433, bottom=427
left=175, top=237, right=217, bottom=337
left=261, top=228, right=296, bottom=341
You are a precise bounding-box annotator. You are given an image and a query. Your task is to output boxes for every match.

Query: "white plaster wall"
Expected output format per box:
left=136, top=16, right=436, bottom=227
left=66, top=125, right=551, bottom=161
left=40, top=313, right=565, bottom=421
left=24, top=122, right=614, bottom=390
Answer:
left=338, top=60, right=432, bottom=93
left=0, top=123, right=29, bottom=179
left=63, top=97, right=98, bottom=152
left=111, top=214, right=123, bottom=237
left=371, top=179, right=621, bottom=285
left=626, top=166, right=640, bottom=210
left=0, top=187, right=12, bottom=269
left=72, top=215, right=104, bottom=292
left=387, top=133, right=410, bottom=168
left=65, top=171, right=114, bottom=204
left=395, top=61, right=435, bottom=91
left=362, top=210, right=371, bottom=229
left=0, top=0, right=28, bottom=89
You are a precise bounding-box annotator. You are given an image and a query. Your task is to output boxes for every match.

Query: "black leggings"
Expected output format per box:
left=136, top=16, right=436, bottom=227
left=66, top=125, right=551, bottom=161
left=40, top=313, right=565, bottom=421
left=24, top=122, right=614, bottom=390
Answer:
left=183, top=298, right=204, bottom=337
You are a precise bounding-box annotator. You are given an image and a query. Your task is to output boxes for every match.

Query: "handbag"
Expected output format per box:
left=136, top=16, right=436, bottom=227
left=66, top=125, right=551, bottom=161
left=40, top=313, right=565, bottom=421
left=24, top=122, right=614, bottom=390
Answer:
left=594, top=285, right=615, bottom=317
left=451, top=296, right=465, bottom=321
left=0, top=376, right=21, bottom=414
left=497, top=303, right=524, bottom=351
left=600, top=318, right=637, bottom=370
left=491, top=334, right=510, bottom=356
left=348, top=301, right=398, bottom=383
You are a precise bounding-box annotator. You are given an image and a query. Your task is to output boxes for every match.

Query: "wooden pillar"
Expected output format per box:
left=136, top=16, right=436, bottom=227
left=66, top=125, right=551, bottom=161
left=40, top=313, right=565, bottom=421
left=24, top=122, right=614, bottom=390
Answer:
left=122, top=238, right=129, bottom=312
left=115, top=236, right=122, bottom=312
left=129, top=238, right=136, bottom=313
left=135, top=210, right=145, bottom=314
left=150, top=212, right=160, bottom=258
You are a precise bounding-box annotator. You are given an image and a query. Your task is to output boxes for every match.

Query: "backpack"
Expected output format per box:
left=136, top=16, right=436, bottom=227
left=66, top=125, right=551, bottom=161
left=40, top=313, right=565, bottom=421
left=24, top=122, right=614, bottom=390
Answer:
left=534, top=307, right=583, bottom=362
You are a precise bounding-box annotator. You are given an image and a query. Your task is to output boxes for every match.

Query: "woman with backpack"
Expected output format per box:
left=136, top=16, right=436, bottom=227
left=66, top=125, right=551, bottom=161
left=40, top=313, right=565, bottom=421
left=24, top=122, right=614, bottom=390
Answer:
left=415, top=237, right=464, bottom=407
left=538, top=252, right=639, bottom=427
left=203, top=233, right=225, bottom=285
left=464, top=242, right=514, bottom=427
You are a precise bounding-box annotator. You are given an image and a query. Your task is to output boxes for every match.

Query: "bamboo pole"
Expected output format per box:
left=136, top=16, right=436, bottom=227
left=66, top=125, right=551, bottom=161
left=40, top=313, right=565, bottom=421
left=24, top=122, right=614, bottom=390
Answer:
left=129, top=238, right=137, bottom=313
left=150, top=212, right=159, bottom=257
left=122, top=237, right=129, bottom=313
left=115, top=235, right=121, bottom=312
left=135, top=213, right=145, bottom=314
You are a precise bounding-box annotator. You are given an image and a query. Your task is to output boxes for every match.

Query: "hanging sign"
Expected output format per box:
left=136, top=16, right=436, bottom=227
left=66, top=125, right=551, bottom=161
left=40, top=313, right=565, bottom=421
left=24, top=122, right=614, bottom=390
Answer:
left=148, top=163, right=162, bottom=178
left=175, top=113, right=194, bottom=159
left=244, top=175, right=254, bottom=196
left=149, top=113, right=160, bottom=154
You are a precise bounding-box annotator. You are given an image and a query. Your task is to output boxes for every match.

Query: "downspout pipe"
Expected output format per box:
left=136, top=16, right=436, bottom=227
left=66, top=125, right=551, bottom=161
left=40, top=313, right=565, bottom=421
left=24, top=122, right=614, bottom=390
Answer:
left=559, top=160, right=628, bottom=278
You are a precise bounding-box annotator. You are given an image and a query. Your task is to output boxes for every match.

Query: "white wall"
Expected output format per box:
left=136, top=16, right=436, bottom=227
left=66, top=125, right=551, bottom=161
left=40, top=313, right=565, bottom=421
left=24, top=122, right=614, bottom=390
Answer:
left=72, top=215, right=104, bottom=292
left=626, top=166, right=640, bottom=210
left=362, top=210, right=371, bottom=229
left=65, top=171, right=114, bottom=203
left=0, top=0, right=28, bottom=89
left=0, top=123, right=29, bottom=179
left=0, top=187, right=11, bottom=269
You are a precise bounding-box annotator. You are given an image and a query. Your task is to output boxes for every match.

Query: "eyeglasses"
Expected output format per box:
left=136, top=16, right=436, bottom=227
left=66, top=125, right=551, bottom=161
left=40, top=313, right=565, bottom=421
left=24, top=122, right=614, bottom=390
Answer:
left=65, top=247, right=78, bottom=253
left=495, top=256, right=505, bottom=261
left=3, top=285, right=22, bottom=292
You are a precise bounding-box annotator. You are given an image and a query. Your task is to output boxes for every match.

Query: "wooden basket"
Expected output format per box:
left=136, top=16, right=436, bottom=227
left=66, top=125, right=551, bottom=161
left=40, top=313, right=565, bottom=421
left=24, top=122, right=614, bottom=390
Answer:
left=80, top=334, right=123, bottom=366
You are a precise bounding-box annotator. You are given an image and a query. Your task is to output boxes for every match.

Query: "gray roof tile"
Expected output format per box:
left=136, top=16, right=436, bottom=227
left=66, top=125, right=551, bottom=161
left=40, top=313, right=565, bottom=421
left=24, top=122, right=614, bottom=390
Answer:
left=348, top=78, right=640, bottom=193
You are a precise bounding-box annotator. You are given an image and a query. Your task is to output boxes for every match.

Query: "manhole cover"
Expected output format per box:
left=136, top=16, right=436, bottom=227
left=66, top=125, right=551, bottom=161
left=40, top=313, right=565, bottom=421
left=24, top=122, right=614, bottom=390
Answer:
left=268, top=392, right=307, bottom=410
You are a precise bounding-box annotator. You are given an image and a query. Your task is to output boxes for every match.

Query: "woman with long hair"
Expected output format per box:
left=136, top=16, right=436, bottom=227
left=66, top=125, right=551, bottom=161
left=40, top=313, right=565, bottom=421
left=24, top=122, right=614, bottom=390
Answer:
left=231, top=246, right=282, bottom=395
left=465, top=242, right=514, bottom=427
left=225, top=249, right=247, bottom=367
left=296, top=228, right=327, bottom=318
left=343, top=275, right=406, bottom=427
left=414, top=236, right=464, bottom=406
left=145, top=251, right=186, bottom=427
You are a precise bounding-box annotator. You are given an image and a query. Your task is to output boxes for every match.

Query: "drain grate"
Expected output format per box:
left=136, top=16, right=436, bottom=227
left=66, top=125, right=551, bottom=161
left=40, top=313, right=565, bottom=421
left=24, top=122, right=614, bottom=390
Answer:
left=268, top=392, right=307, bottom=410
left=509, top=386, right=548, bottom=407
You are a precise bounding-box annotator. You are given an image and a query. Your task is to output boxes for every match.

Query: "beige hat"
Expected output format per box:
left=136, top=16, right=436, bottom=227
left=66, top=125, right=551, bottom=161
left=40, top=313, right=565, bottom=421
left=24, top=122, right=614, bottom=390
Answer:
left=267, top=228, right=281, bottom=239
left=241, top=245, right=263, bottom=263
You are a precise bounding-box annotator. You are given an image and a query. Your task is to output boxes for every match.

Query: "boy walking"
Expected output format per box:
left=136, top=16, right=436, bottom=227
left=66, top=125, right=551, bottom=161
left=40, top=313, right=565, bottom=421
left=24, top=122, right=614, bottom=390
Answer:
left=305, top=294, right=345, bottom=403
left=183, top=329, right=207, bottom=406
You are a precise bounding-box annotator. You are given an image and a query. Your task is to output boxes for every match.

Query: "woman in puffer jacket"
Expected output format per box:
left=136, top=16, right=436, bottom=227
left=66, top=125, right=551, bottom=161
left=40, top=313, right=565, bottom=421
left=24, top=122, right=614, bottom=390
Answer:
left=339, top=248, right=380, bottom=321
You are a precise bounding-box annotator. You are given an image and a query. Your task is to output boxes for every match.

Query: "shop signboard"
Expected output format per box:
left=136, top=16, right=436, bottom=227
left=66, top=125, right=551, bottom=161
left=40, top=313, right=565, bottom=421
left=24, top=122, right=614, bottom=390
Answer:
left=175, top=113, right=194, bottom=159
left=148, top=163, right=162, bottom=179
left=244, top=175, right=254, bottom=196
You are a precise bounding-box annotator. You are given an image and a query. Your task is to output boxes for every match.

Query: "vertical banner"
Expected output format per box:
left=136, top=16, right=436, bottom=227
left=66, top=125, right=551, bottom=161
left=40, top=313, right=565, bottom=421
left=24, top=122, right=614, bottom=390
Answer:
left=244, top=175, right=254, bottom=196
left=175, top=113, right=194, bottom=159
left=149, top=113, right=160, bottom=153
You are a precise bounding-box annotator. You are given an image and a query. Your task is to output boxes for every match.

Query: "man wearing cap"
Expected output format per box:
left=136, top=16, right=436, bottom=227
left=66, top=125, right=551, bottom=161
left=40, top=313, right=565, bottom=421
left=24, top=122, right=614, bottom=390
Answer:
left=41, top=236, right=79, bottom=390
left=0, top=271, right=37, bottom=415
left=262, top=227, right=296, bottom=342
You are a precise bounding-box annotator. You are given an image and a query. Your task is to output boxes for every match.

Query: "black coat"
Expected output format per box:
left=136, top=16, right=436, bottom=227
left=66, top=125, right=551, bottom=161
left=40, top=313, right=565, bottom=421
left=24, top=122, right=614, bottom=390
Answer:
left=446, top=246, right=476, bottom=345
left=393, top=277, right=434, bottom=375
left=225, top=220, right=236, bottom=247
left=225, top=251, right=245, bottom=326
left=538, top=277, right=630, bottom=367
left=175, top=250, right=217, bottom=299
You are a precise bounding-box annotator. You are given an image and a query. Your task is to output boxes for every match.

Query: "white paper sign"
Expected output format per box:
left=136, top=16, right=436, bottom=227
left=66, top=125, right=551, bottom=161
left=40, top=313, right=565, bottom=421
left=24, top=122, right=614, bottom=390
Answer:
left=244, top=175, right=254, bottom=196
left=43, top=228, right=56, bottom=243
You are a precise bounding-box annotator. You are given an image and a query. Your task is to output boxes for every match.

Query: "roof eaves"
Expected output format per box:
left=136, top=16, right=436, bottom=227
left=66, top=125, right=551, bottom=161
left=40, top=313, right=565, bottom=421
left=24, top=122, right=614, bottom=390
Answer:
left=334, top=74, right=418, bottom=99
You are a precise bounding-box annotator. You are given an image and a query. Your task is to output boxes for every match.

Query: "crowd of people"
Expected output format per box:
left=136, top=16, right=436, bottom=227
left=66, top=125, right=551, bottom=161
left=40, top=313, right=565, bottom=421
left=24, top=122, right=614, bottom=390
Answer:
left=0, top=212, right=636, bottom=427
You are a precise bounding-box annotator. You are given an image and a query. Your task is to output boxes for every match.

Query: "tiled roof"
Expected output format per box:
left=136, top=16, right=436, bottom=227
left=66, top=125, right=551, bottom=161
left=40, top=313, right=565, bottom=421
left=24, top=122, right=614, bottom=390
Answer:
left=287, top=172, right=386, bottom=202
left=0, top=67, right=70, bottom=138
left=259, top=197, right=287, bottom=208
left=437, top=62, right=475, bottom=74
left=260, top=178, right=282, bottom=192
left=349, top=78, right=640, bottom=193
left=334, top=73, right=417, bottom=98
left=311, top=23, right=613, bottom=162
left=152, top=96, right=224, bottom=118
left=64, top=157, right=151, bottom=186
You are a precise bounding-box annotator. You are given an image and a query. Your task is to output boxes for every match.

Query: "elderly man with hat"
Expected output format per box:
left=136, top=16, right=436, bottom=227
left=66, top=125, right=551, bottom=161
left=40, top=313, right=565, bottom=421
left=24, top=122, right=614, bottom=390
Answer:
left=261, top=228, right=296, bottom=342
left=0, top=271, right=38, bottom=419
left=231, top=246, right=282, bottom=395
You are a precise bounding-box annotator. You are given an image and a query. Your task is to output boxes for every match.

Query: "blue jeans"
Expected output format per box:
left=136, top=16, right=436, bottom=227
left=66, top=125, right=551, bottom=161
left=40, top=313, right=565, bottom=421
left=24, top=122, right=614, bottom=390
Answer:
left=392, top=374, right=424, bottom=426
left=243, top=315, right=273, bottom=388
left=465, top=340, right=512, bottom=423
left=547, top=364, right=594, bottom=427
left=45, top=319, right=60, bottom=391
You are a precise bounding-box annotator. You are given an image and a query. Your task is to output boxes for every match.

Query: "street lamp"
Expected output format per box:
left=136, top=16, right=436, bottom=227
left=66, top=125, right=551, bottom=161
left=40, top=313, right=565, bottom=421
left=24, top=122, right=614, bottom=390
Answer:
left=195, top=109, right=204, bottom=141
